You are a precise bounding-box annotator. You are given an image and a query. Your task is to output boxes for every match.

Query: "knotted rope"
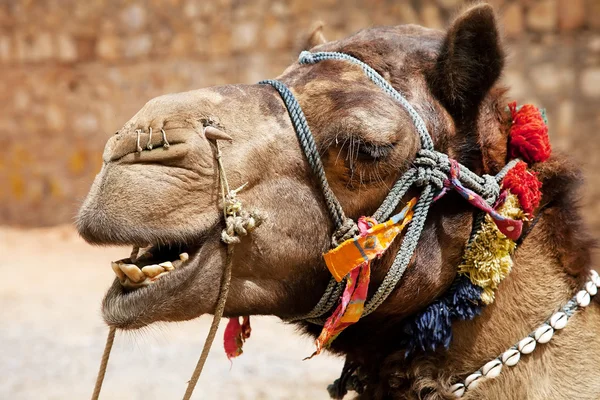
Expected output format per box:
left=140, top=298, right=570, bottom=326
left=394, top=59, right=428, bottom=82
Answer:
left=91, top=137, right=262, bottom=400
left=261, top=51, right=519, bottom=324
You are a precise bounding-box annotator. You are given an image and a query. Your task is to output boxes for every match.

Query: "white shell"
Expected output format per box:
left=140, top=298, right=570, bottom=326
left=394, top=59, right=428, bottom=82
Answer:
left=534, top=324, right=554, bottom=344
left=577, top=290, right=591, bottom=307
left=501, top=348, right=521, bottom=366
left=549, top=312, right=568, bottom=330
left=591, top=270, right=600, bottom=287
left=482, top=359, right=503, bottom=378
left=449, top=383, right=465, bottom=398
left=585, top=281, right=598, bottom=296
left=518, top=336, right=536, bottom=354
left=464, top=372, right=483, bottom=389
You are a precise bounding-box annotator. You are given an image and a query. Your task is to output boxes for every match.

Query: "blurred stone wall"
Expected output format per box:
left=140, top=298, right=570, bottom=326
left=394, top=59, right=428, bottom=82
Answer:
left=1, top=0, right=599, bottom=230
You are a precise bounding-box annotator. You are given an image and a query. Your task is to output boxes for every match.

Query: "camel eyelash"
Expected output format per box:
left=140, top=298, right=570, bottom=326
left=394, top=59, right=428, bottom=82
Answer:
left=355, top=140, right=394, bottom=160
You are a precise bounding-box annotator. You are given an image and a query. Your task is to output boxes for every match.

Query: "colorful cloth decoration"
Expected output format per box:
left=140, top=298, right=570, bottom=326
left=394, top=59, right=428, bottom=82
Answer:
left=308, top=261, right=371, bottom=358
left=508, top=102, right=551, bottom=164
left=501, top=160, right=542, bottom=216
left=323, top=198, right=417, bottom=282
left=443, top=160, right=523, bottom=241
left=224, top=316, right=251, bottom=360
left=308, top=199, right=417, bottom=357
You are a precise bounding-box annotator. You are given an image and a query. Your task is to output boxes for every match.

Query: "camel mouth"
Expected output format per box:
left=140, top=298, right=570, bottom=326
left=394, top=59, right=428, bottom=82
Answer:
left=110, top=243, right=196, bottom=291
left=99, top=221, right=225, bottom=330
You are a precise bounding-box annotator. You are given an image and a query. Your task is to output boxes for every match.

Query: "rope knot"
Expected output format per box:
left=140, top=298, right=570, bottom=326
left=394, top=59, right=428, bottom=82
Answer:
left=413, top=150, right=448, bottom=189
left=332, top=218, right=359, bottom=248
left=481, top=174, right=500, bottom=204
left=221, top=187, right=265, bottom=245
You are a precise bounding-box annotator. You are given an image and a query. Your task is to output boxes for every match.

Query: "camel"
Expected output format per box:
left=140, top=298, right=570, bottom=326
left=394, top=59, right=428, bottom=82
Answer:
left=77, top=4, right=600, bottom=399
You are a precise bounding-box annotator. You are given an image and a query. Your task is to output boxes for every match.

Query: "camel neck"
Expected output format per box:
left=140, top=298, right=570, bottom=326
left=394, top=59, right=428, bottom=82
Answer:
left=439, top=215, right=591, bottom=395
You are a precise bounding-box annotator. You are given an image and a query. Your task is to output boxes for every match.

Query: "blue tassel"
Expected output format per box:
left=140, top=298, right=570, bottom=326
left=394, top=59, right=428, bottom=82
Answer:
left=403, top=275, right=483, bottom=355
left=404, top=299, right=452, bottom=354
left=449, top=276, right=483, bottom=321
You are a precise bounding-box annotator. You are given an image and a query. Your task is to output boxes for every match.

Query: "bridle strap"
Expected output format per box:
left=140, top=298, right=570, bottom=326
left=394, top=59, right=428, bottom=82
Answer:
left=260, top=51, right=517, bottom=324
left=298, top=51, right=434, bottom=152
left=258, top=79, right=356, bottom=243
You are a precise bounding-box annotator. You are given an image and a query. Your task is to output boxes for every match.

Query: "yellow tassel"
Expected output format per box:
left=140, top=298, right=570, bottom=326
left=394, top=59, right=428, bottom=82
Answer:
left=458, top=194, right=523, bottom=304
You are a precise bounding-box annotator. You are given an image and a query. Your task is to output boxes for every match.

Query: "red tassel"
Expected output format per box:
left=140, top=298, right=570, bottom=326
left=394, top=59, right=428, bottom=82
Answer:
left=224, top=316, right=251, bottom=360
left=501, top=161, right=542, bottom=216
left=508, top=102, right=551, bottom=164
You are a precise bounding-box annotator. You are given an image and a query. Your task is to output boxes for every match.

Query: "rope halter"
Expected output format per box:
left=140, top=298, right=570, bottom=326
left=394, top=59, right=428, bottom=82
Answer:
left=260, top=51, right=517, bottom=324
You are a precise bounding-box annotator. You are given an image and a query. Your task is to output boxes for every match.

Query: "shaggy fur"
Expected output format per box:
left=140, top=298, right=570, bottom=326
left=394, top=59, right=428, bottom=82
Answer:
left=77, top=4, right=600, bottom=399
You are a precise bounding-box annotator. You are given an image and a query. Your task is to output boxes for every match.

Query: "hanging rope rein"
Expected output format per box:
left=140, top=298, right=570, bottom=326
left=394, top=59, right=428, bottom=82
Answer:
left=91, top=326, right=116, bottom=400
left=91, top=137, right=263, bottom=400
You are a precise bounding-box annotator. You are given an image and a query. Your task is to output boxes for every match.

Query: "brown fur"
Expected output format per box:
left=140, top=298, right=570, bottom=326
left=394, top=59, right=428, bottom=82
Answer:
left=77, top=4, right=600, bottom=399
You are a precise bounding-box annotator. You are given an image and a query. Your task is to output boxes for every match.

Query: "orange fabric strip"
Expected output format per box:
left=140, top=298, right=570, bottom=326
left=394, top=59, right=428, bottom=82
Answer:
left=323, top=198, right=416, bottom=282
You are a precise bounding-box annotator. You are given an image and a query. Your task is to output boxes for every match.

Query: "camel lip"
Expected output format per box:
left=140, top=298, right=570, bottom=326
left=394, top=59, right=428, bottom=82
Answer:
left=100, top=222, right=223, bottom=329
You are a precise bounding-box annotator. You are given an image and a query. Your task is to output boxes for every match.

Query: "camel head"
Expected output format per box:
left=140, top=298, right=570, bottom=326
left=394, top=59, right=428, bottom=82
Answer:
left=77, top=4, right=508, bottom=332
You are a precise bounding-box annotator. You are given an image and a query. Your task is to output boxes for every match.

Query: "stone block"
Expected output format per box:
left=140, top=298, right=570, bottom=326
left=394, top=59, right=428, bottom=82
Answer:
left=123, top=34, right=152, bottom=59
left=530, top=62, right=574, bottom=94
left=558, top=0, right=585, bottom=31
left=74, top=35, right=97, bottom=61
left=502, top=2, right=524, bottom=39
left=556, top=100, right=574, bottom=137
left=589, top=0, right=600, bottom=30
left=527, top=0, right=557, bottom=32
left=391, top=4, right=420, bottom=25
left=435, top=0, right=462, bottom=10
left=120, top=4, right=147, bottom=32
left=581, top=68, right=600, bottom=98
left=263, top=17, right=290, bottom=50
left=0, top=35, right=10, bottom=62
left=56, top=34, right=77, bottom=62
left=96, top=35, right=121, bottom=61
left=421, top=3, right=443, bottom=29
left=231, top=21, right=259, bottom=52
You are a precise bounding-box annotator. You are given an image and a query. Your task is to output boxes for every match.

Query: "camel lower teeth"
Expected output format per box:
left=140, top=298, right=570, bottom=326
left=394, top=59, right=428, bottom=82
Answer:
left=159, top=261, right=174, bottom=271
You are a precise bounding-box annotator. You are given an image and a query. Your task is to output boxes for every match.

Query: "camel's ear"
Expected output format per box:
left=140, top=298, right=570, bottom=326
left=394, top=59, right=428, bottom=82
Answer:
left=427, top=4, right=504, bottom=119
left=302, top=21, right=328, bottom=50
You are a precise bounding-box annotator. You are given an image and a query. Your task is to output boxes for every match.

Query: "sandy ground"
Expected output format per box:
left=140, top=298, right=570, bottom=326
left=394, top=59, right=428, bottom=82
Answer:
left=0, top=226, right=343, bottom=399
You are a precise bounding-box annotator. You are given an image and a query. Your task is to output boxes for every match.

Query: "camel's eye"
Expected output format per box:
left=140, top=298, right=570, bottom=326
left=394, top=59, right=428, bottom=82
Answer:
left=356, top=141, right=394, bottom=161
